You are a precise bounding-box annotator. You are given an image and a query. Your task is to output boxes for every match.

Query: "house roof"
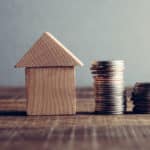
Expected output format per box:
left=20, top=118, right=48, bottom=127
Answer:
left=15, top=32, right=84, bottom=67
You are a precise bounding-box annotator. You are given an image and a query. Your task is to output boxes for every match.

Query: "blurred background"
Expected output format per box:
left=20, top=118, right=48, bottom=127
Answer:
left=0, top=0, right=150, bottom=87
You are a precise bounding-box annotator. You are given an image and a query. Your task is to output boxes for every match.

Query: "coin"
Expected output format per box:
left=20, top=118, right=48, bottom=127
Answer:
left=90, top=60, right=125, bottom=114
left=132, top=82, right=150, bottom=114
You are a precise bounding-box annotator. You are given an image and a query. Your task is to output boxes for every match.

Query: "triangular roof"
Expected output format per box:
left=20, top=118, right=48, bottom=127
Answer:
left=15, top=32, right=84, bottom=67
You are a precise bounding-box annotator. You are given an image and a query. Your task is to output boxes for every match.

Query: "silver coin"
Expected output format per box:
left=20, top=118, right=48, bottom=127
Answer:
left=91, top=60, right=125, bottom=115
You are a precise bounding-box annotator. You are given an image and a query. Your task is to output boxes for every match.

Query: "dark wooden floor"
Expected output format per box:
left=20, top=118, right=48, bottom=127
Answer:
left=0, top=87, right=150, bottom=150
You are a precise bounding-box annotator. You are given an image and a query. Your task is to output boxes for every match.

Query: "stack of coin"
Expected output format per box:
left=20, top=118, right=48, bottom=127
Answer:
left=132, top=83, right=150, bottom=113
left=90, top=60, right=125, bottom=114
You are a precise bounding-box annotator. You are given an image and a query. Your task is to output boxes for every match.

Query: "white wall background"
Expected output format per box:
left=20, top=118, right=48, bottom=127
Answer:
left=0, top=0, right=150, bottom=86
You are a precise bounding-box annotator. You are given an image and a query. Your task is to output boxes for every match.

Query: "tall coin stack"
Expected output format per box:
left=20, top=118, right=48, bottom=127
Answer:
left=90, top=60, right=125, bottom=114
left=132, top=83, right=150, bottom=113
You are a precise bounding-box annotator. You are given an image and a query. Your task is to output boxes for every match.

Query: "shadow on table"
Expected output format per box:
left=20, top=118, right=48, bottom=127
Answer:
left=0, top=111, right=145, bottom=116
left=77, top=111, right=135, bottom=115
left=0, top=111, right=26, bottom=116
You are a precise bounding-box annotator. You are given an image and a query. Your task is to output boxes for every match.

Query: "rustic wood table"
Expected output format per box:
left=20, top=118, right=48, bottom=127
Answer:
left=0, top=87, right=150, bottom=150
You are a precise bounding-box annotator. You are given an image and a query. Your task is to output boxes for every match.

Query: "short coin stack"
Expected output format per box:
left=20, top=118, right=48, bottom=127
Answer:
left=132, top=83, right=150, bottom=113
left=90, top=60, right=125, bottom=114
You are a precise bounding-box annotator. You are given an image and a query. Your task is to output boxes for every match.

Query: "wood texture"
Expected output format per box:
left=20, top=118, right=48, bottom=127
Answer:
left=15, top=32, right=83, bottom=67
left=0, top=99, right=95, bottom=113
left=0, top=116, right=150, bottom=150
left=0, top=87, right=150, bottom=150
left=0, top=99, right=26, bottom=111
left=1, top=115, right=150, bottom=150
left=0, top=87, right=132, bottom=113
left=26, top=67, right=76, bottom=115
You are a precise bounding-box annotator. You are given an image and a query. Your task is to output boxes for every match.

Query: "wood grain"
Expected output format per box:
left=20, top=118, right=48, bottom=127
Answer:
left=15, top=32, right=83, bottom=67
left=0, top=115, right=150, bottom=150
left=0, top=87, right=150, bottom=150
left=0, top=99, right=95, bottom=113
left=0, top=87, right=132, bottom=113
left=0, top=99, right=26, bottom=111
left=26, top=67, right=76, bottom=115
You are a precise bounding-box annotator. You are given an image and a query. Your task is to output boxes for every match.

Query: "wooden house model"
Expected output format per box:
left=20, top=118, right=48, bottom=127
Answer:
left=15, top=32, right=83, bottom=115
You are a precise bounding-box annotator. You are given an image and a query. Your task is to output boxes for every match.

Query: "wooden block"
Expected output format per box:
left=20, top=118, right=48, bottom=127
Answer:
left=26, top=67, right=76, bottom=115
left=15, top=32, right=83, bottom=68
left=15, top=32, right=83, bottom=115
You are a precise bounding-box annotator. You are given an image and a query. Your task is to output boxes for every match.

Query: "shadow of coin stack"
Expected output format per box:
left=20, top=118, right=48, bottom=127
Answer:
left=90, top=60, right=125, bottom=114
left=132, top=83, right=150, bottom=113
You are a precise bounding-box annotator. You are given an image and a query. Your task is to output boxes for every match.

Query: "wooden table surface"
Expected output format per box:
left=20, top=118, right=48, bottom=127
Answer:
left=0, top=87, right=150, bottom=150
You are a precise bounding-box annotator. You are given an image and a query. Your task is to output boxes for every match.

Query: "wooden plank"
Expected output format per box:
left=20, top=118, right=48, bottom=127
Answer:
left=0, top=87, right=133, bottom=113
left=26, top=67, right=76, bottom=115
left=0, top=115, right=150, bottom=128
left=15, top=32, right=83, bottom=67
left=0, top=99, right=94, bottom=113
left=0, top=126, right=150, bottom=150
left=0, top=98, right=133, bottom=113
left=0, top=87, right=150, bottom=150
left=0, top=115, right=150, bottom=150
left=0, top=99, right=26, bottom=111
